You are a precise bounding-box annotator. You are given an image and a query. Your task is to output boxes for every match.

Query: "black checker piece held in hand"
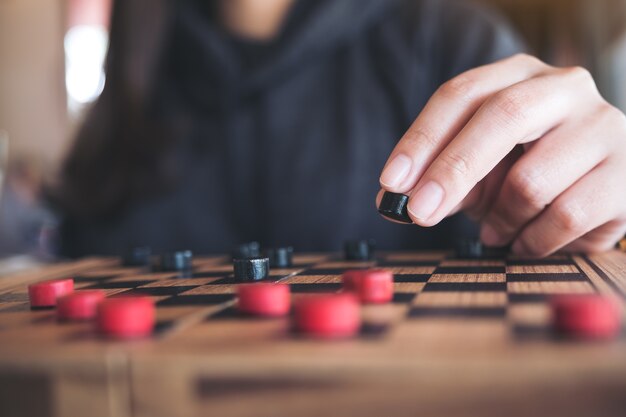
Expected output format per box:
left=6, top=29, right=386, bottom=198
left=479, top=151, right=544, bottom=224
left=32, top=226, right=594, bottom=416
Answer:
left=378, top=191, right=412, bottom=223
left=233, top=257, right=270, bottom=282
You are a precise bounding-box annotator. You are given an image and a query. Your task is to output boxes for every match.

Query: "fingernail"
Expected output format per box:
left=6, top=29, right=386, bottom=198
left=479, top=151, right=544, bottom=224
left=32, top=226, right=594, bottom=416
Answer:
left=380, top=154, right=412, bottom=189
left=408, top=181, right=444, bottom=221
left=480, top=223, right=502, bottom=246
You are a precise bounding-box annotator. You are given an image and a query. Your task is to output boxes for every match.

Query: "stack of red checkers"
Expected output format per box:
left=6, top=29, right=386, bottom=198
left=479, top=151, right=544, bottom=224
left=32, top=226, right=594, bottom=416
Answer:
left=57, top=290, right=106, bottom=321
left=237, top=283, right=290, bottom=316
left=294, top=293, right=360, bottom=339
left=342, top=269, right=393, bottom=304
left=97, top=297, right=155, bottom=339
left=28, top=278, right=74, bottom=308
left=552, top=294, right=622, bottom=340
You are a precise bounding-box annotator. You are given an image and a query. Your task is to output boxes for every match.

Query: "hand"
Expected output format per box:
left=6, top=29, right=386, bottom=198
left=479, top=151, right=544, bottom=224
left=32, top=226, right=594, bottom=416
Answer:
left=377, top=54, right=626, bottom=257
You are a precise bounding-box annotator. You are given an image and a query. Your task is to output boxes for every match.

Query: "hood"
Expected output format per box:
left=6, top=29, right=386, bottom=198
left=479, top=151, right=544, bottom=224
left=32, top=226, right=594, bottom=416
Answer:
left=169, top=0, right=398, bottom=108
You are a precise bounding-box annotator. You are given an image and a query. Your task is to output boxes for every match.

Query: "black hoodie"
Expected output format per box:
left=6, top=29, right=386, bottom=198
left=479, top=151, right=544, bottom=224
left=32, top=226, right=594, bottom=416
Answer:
left=60, top=0, right=523, bottom=256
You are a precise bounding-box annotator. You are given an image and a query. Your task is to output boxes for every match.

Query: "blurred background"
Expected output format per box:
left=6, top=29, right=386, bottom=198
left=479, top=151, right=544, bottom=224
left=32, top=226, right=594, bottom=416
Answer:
left=0, top=0, right=626, bottom=262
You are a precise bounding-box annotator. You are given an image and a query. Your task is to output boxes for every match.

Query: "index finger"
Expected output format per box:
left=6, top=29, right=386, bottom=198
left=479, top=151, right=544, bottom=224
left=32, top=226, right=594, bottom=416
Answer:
left=379, top=54, right=547, bottom=194
left=406, top=67, right=593, bottom=226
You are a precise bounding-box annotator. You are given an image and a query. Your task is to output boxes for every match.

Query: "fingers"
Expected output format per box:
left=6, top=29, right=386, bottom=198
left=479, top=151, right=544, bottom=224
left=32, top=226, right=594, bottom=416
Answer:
left=377, top=53, right=626, bottom=259
left=375, top=146, right=520, bottom=224
left=449, top=146, right=523, bottom=222
left=379, top=54, right=548, bottom=194
left=511, top=160, right=626, bottom=257
left=480, top=108, right=614, bottom=246
left=559, top=220, right=626, bottom=254
left=405, top=67, right=595, bottom=226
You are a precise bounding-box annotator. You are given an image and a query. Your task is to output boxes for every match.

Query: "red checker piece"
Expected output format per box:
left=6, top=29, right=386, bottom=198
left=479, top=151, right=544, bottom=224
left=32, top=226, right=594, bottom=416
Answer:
left=342, top=269, right=393, bottom=304
left=97, top=297, right=155, bottom=339
left=237, top=283, right=290, bottom=316
left=552, top=294, right=622, bottom=340
left=57, top=290, right=106, bottom=321
left=294, top=293, right=361, bottom=339
left=28, top=278, right=74, bottom=308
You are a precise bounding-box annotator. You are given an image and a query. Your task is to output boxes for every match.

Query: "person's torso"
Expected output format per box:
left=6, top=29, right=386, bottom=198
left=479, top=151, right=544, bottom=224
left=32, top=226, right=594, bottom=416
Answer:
left=60, top=0, right=521, bottom=256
